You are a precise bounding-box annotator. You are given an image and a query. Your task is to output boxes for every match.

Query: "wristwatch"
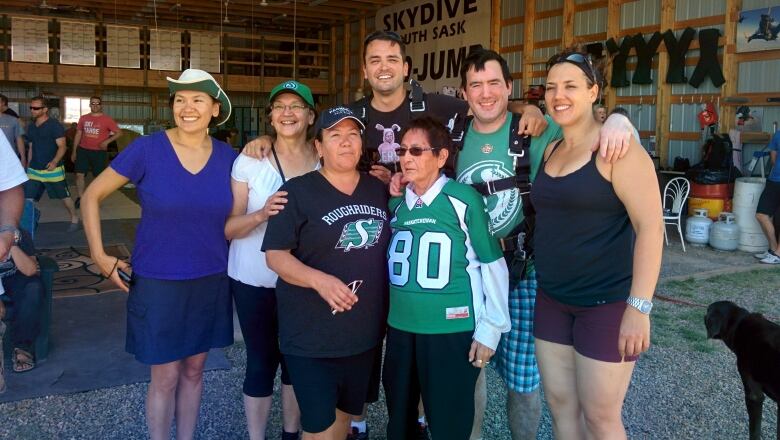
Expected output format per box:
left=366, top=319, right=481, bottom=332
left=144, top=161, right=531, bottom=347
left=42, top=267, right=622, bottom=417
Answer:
left=626, top=296, right=653, bottom=314
left=0, top=225, right=21, bottom=246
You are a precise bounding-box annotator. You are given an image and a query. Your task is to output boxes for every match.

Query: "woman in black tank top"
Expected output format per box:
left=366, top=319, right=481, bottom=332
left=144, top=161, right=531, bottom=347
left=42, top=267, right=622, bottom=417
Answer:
left=532, top=51, right=663, bottom=439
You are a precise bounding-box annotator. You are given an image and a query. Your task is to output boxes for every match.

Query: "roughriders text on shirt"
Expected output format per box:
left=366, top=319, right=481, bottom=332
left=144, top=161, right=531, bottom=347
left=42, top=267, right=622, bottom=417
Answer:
left=321, top=204, right=388, bottom=225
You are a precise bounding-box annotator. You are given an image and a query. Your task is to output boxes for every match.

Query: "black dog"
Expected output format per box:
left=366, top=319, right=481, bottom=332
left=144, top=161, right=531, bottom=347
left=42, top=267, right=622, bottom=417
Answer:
left=705, top=301, right=780, bottom=439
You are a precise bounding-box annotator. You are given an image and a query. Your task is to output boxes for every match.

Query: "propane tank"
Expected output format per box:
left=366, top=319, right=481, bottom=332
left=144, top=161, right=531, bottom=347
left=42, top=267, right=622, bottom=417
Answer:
left=685, top=209, right=713, bottom=245
left=709, top=212, right=740, bottom=251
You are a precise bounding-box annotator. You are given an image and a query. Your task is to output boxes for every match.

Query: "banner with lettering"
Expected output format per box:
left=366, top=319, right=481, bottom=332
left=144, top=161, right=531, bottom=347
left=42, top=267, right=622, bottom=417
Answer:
left=375, top=0, right=490, bottom=93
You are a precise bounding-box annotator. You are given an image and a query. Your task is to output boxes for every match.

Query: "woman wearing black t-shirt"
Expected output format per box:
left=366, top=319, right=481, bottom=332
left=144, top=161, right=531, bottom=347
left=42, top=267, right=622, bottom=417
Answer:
left=262, top=107, right=390, bottom=439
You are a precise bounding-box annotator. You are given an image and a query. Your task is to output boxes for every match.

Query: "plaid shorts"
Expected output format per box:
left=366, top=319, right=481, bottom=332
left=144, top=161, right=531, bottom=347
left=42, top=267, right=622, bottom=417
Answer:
left=492, top=270, right=540, bottom=393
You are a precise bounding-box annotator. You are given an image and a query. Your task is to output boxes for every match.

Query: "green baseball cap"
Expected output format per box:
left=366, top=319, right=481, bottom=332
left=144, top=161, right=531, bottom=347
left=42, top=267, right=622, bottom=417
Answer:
left=269, top=80, right=315, bottom=108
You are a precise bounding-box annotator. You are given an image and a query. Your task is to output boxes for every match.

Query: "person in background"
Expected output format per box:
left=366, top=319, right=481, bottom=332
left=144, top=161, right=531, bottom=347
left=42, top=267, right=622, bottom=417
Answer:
left=82, top=69, right=236, bottom=440
left=0, top=94, right=19, bottom=118
left=0, top=229, right=43, bottom=374
left=262, top=107, right=390, bottom=440
left=71, top=96, right=122, bottom=207
left=0, top=106, right=25, bottom=165
left=533, top=50, right=663, bottom=439
left=754, top=129, right=780, bottom=264
left=593, top=104, right=607, bottom=123
left=0, top=133, right=28, bottom=394
left=23, top=96, right=79, bottom=232
left=226, top=80, right=320, bottom=440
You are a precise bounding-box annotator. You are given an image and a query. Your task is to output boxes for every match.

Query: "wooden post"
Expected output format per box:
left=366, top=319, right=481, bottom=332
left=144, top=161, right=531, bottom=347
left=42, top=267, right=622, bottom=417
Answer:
left=342, top=21, right=350, bottom=104
left=359, top=18, right=366, bottom=96
left=605, top=0, right=620, bottom=112
left=330, top=25, right=337, bottom=101
left=721, top=0, right=742, bottom=132
left=562, top=0, right=575, bottom=48
left=521, top=0, right=536, bottom=92
left=657, top=0, right=675, bottom=167
left=491, top=0, right=501, bottom=51
left=2, top=15, right=8, bottom=81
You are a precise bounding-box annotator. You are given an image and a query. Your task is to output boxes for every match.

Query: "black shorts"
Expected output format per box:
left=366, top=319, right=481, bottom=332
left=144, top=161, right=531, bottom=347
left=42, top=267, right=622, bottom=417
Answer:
left=74, top=147, right=108, bottom=176
left=756, top=180, right=780, bottom=216
left=284, top=347, right=377, bottom=433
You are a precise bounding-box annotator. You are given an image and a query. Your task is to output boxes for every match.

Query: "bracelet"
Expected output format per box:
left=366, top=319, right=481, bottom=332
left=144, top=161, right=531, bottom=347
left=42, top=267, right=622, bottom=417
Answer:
left=109, top=257, right=119, bottom=277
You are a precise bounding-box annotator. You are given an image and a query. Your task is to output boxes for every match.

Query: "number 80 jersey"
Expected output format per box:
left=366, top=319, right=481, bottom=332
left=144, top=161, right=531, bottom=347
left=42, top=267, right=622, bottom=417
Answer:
left=387, top=176, right=504, bottom=335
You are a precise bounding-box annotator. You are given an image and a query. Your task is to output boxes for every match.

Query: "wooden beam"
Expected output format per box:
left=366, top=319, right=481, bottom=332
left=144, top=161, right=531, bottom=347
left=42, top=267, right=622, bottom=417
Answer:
left=521, top=0, right=536, bottom=91
left=657, top=0, right=675, bottom=167
left=721, top=0, right=741, bottom=132
left=562, top=0, right=575, bottom=48
left=342, top=21, right=350, bottom=104
left=330, top=25, right=337, bottom=100
left=604, top=0, right=620, bottom=111
left=491, top=0, right=500, bottom=51
left=359, top=18, right=366, bottom=97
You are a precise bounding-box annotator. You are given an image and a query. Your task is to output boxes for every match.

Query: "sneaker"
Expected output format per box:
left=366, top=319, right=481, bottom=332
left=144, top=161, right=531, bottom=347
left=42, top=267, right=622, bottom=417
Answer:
left=346, top=427, right=369, bottom=440
left=754, top=250, right=773, bottom=259
left=416, top=422, right=430, bottom=440
left=760, top=253, right=780, bottom=264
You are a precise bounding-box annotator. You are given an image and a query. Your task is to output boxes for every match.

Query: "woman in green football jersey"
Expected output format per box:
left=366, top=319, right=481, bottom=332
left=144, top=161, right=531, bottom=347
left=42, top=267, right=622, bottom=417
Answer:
left=383, top=116, right=510, bottom=440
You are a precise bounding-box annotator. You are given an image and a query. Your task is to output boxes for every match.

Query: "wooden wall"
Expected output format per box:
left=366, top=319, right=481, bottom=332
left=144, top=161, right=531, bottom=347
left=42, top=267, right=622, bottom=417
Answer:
left=498, top=0, right=780, bottom=168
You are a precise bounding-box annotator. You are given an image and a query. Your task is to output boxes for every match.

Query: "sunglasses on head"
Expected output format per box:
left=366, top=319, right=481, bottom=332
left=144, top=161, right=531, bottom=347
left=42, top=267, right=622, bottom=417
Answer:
left=395, top=146, right=438, bottom=157
left=29, top=106, right=44, bottom=110
left=548, top=53, right=597, bottom=84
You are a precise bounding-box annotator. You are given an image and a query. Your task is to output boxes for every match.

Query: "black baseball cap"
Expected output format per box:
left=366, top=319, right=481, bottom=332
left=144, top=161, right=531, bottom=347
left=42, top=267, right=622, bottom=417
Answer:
left=314, top=106, right=366, bottom=135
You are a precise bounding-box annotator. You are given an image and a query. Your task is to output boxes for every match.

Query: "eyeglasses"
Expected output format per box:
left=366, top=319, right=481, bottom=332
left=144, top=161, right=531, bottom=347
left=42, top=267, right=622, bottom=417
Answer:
left=395, top=146, right=438, bottom=157
left=548, top=53, right=597, bottom=85
left=271, top=103, right=307, bottom=113
left=331, top=280, right=363, bottom=315
left=90, top=102, right=101, bottom=106
left=29, top=106, right=44, bottom=110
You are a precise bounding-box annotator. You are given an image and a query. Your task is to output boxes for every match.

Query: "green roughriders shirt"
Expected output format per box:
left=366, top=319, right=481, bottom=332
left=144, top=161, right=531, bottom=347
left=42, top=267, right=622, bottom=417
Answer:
left=456, top=115, right=561, bottom=239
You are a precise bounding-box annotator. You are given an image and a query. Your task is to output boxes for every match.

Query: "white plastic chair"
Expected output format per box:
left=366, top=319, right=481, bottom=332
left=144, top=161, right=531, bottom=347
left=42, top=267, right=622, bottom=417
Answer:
left=662, top=177, right=690, bottom=252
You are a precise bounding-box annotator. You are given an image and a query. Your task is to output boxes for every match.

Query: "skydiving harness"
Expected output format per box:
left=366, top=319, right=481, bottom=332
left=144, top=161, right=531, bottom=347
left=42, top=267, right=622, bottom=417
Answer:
left=354, top=78, right=428, bottom=125
left=451, top=112, right=536, bottom=282
left=354, top=79, right=429, bottom=172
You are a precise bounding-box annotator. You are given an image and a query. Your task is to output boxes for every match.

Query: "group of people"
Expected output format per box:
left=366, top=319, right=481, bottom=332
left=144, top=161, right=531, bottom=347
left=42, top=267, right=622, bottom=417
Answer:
left=71, top=29, right=662, bottom=440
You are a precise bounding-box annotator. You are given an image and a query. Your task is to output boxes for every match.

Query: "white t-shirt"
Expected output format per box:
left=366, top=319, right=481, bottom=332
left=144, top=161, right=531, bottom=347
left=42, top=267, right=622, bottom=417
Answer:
left=227, top=153, right=319, bottom=287
left=0, top=134, right=27, bottom=192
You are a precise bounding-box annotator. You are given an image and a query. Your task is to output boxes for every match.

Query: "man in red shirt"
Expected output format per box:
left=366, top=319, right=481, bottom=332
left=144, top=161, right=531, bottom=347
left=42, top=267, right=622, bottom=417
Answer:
left=70, top=97, right=121, bottom=205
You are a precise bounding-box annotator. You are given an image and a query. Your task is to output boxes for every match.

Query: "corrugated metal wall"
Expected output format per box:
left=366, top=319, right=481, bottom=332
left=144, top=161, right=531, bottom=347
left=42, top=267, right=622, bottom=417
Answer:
left=501, top=0, right=525, bottom=98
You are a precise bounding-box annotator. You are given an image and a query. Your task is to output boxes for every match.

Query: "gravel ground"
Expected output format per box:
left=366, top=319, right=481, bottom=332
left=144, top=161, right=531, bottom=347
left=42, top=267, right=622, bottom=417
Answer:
left=1, top=244, right=777, bottom=439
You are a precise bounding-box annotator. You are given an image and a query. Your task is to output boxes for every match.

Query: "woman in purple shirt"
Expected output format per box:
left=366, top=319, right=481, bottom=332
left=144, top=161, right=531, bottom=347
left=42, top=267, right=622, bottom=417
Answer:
left=82, top=69, right=237, bottom=440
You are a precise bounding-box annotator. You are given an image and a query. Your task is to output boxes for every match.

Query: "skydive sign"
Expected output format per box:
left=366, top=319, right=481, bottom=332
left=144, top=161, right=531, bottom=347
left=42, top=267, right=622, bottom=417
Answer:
left=375, top=0, right=490, bottom=92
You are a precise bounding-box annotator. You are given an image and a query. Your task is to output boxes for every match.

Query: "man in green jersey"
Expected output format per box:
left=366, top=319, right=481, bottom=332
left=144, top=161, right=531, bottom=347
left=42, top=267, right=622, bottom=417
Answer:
left=457, top=48, right=635, bottom=440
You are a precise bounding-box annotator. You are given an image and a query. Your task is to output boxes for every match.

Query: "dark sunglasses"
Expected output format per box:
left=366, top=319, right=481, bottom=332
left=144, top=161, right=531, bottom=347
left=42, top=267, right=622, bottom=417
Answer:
left=396, top=146, right=438, bottom=157
left=548, top=53, right=597, bottom=84
left=29, top=106, right=45, bottom=110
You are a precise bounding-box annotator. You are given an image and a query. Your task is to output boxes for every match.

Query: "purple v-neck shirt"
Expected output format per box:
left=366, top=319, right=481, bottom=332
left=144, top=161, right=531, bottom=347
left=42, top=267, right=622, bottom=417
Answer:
left=111, top=131, right=237, bottom=280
